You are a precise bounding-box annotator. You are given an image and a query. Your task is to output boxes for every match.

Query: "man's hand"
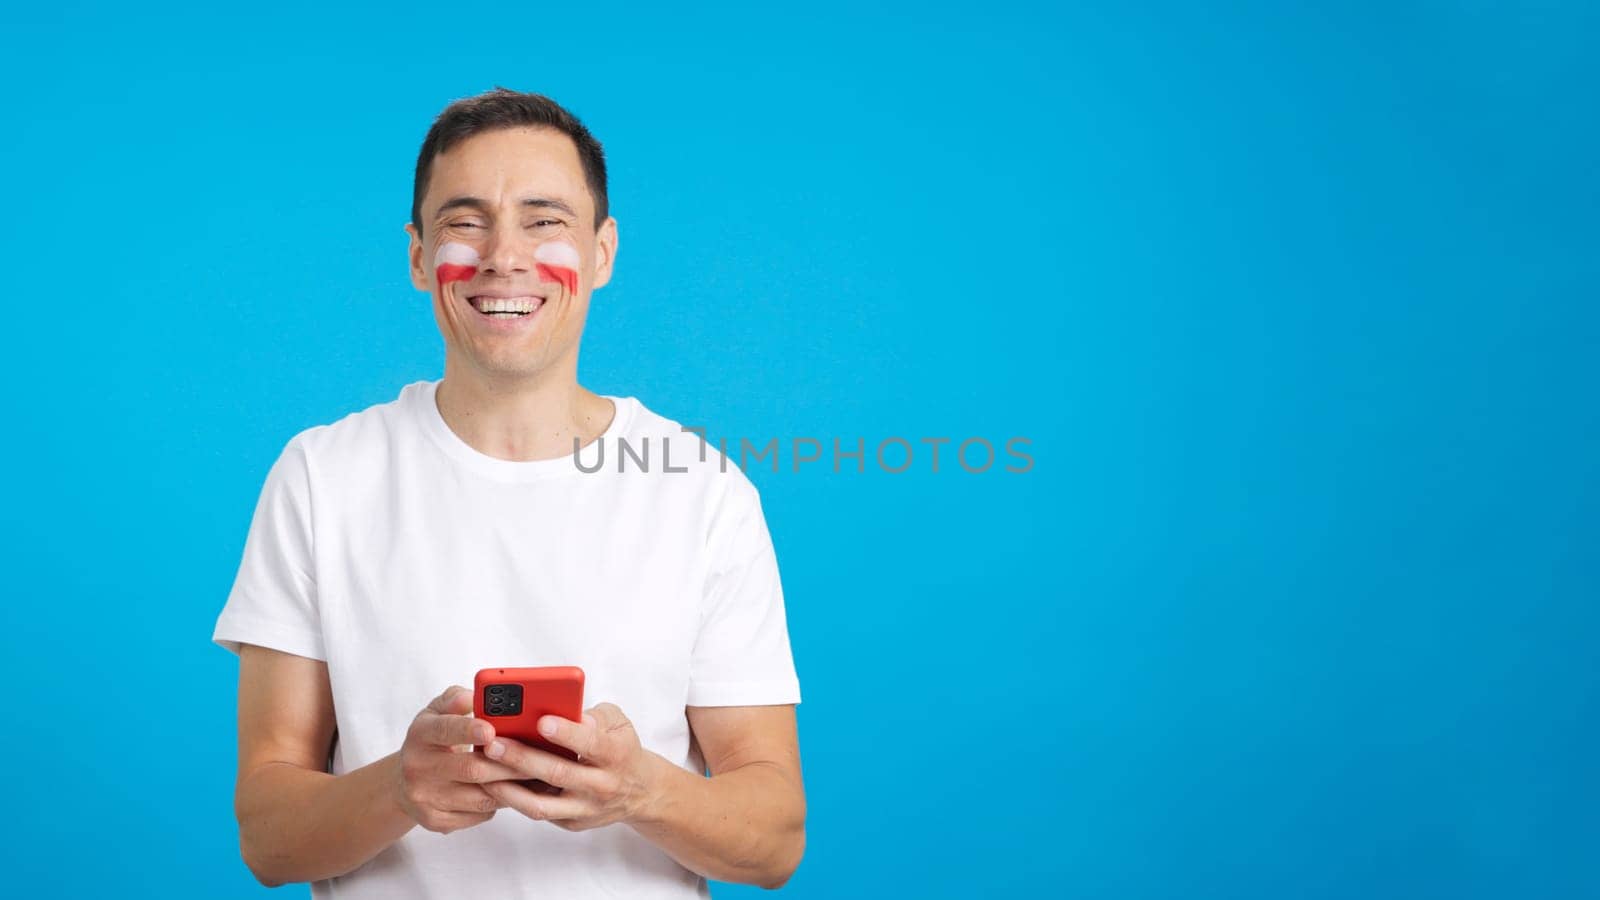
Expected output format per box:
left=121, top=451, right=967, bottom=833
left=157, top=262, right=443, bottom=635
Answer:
left=395, top=685, right=528, bottom=834
left=480, top=702, right=661, bottom=832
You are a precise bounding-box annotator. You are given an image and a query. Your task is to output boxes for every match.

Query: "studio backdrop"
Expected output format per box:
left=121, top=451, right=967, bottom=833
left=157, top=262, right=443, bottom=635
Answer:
left=1, top=1, right=1595, bottom=897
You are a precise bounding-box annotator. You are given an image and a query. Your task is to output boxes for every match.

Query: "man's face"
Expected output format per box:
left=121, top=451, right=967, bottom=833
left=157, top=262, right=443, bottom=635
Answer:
left=406, top=126, right=617, bottom=382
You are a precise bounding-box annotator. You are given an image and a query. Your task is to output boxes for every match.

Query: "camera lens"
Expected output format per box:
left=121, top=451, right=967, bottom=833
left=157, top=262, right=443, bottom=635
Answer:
left=488, top=685, right=505, bottom=695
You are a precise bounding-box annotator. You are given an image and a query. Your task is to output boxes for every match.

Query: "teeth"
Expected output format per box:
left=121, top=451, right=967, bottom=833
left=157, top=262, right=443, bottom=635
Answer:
left=472, top=296, right=541, bottom=314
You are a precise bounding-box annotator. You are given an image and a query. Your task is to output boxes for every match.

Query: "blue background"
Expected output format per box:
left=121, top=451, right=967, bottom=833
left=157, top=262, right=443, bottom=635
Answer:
left=2, top=1, right=1595, bottom=896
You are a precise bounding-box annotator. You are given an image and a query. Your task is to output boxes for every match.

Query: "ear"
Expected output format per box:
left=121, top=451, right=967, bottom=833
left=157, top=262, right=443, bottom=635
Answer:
left=405, top=222, right=429, bottom=293
left=590, top=216, right=619, bottom=292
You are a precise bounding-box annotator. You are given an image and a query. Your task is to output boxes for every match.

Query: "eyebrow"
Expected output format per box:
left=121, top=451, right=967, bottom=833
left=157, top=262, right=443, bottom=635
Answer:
left=434, top=195, right=578, bottom=219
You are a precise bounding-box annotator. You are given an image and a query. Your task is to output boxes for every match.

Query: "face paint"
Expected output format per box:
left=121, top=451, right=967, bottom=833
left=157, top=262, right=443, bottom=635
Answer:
left=533, top=240, right=580, bottom=295
left=434, top=241, right=480, bottom=288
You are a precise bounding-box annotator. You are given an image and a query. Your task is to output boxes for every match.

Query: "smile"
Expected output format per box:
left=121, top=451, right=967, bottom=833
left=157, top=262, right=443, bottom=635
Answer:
left=467, top=294, right=546, bottom=318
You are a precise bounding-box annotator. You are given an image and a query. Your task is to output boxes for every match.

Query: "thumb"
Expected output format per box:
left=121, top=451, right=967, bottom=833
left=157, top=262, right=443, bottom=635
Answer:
left=428, top=684, right=473, bottom=714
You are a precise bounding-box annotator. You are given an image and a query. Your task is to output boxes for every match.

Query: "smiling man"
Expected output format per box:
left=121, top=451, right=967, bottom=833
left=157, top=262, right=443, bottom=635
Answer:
left=210, top=88, right=805, bottom=898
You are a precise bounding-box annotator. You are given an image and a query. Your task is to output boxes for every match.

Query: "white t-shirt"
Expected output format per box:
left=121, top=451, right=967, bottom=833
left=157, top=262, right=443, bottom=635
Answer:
left=211, top=378, right=801, bottom=899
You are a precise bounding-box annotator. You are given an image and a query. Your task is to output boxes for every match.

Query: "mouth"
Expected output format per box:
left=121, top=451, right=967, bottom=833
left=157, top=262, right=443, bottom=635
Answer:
left=465, top=292, right=547, bottom=320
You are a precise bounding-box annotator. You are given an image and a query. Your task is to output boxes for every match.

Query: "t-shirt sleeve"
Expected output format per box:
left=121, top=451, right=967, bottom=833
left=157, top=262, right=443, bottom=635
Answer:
left=686, top=476, right=802, bottom=707
left=211, top=435, right=327, bottom=661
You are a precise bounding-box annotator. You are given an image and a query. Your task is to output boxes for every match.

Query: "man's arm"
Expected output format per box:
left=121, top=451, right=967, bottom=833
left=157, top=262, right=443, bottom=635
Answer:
left=481, top=702, right=806, bottom=889
left=634, top=704, right=806, bottom=889
left=233, top=647, right=524, bottom=885
left=233, top=644, right=417, bottom=886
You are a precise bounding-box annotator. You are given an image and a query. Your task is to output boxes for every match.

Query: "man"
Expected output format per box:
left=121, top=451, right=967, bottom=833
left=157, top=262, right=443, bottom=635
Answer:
left=211, top=88, right=805, bottom=898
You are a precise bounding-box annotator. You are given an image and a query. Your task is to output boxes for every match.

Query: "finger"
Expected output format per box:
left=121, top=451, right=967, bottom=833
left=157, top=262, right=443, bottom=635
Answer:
left=446, top=749, right=527, bottom=785
left=427, top=685, right=473, bottom=714
left=592, top=702, right=629, bottom=724
left=434, top=783, right=502, bottom=816
left=483, top=779, right=593, bottom=823
left=421, top=712, right=494, bottom=748
left=537, top=712, right=602, bottom=763
left=425, top=809, right=496, bottom=833
left=487, top=736, right=605, bottom=793
left=584, top=704, right=629, bottom=758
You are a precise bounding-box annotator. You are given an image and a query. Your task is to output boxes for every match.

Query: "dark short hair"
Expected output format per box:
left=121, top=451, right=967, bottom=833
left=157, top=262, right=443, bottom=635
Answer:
left=411, top=87, right=608, bottom=237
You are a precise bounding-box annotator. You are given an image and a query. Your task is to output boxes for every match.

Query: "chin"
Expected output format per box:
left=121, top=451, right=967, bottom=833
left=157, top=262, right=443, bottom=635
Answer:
left=477, top=355, right=555, bottom=380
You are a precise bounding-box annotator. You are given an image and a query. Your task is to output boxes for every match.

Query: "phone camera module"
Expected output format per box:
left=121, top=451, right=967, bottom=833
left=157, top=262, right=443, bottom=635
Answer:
left=485, top=683, right=523, bottom=716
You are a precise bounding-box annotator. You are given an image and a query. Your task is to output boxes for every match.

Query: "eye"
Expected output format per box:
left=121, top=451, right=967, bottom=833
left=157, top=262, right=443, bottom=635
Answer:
left=451, top=222, right=484, bottom=230
left=530, top=219, right=562, bottom=228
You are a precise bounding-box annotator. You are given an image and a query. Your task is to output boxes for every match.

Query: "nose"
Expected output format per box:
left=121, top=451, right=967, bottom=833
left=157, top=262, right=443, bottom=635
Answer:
left=477, top=223, right=532, bottom=277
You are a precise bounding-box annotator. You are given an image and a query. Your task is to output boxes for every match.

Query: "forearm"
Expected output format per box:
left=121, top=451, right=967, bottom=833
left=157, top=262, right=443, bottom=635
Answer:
left=236, top=751, right=415, bottom=886
left=627, top=752, right=805, bottom=889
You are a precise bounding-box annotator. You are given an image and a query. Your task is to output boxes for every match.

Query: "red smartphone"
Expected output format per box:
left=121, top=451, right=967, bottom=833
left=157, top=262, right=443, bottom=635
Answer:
left=473, top=666, right=586, bottom=764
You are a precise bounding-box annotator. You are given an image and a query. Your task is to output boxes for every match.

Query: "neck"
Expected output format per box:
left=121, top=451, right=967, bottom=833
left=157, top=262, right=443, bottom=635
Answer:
left=435, top=351, right=614, bottom=462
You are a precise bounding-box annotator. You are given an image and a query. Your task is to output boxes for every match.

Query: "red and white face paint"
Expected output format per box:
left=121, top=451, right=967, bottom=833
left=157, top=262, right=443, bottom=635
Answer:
left=533, top=240, right=580, bottom=295
left=431, top=239, right=580, bottom=295
left=433, top=241, right=481, bottom=289
left=431, top=236, right=582, bottom=341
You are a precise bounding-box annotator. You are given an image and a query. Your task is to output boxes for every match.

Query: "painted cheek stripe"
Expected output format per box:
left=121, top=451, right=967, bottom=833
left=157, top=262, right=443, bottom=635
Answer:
left=536, top=263, right=578, bottom=295
left=534, top=241, right=580, bottom=295
left=434, top=240, right=578, bottom=293
left=434, top=241, right=480, bottom=287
